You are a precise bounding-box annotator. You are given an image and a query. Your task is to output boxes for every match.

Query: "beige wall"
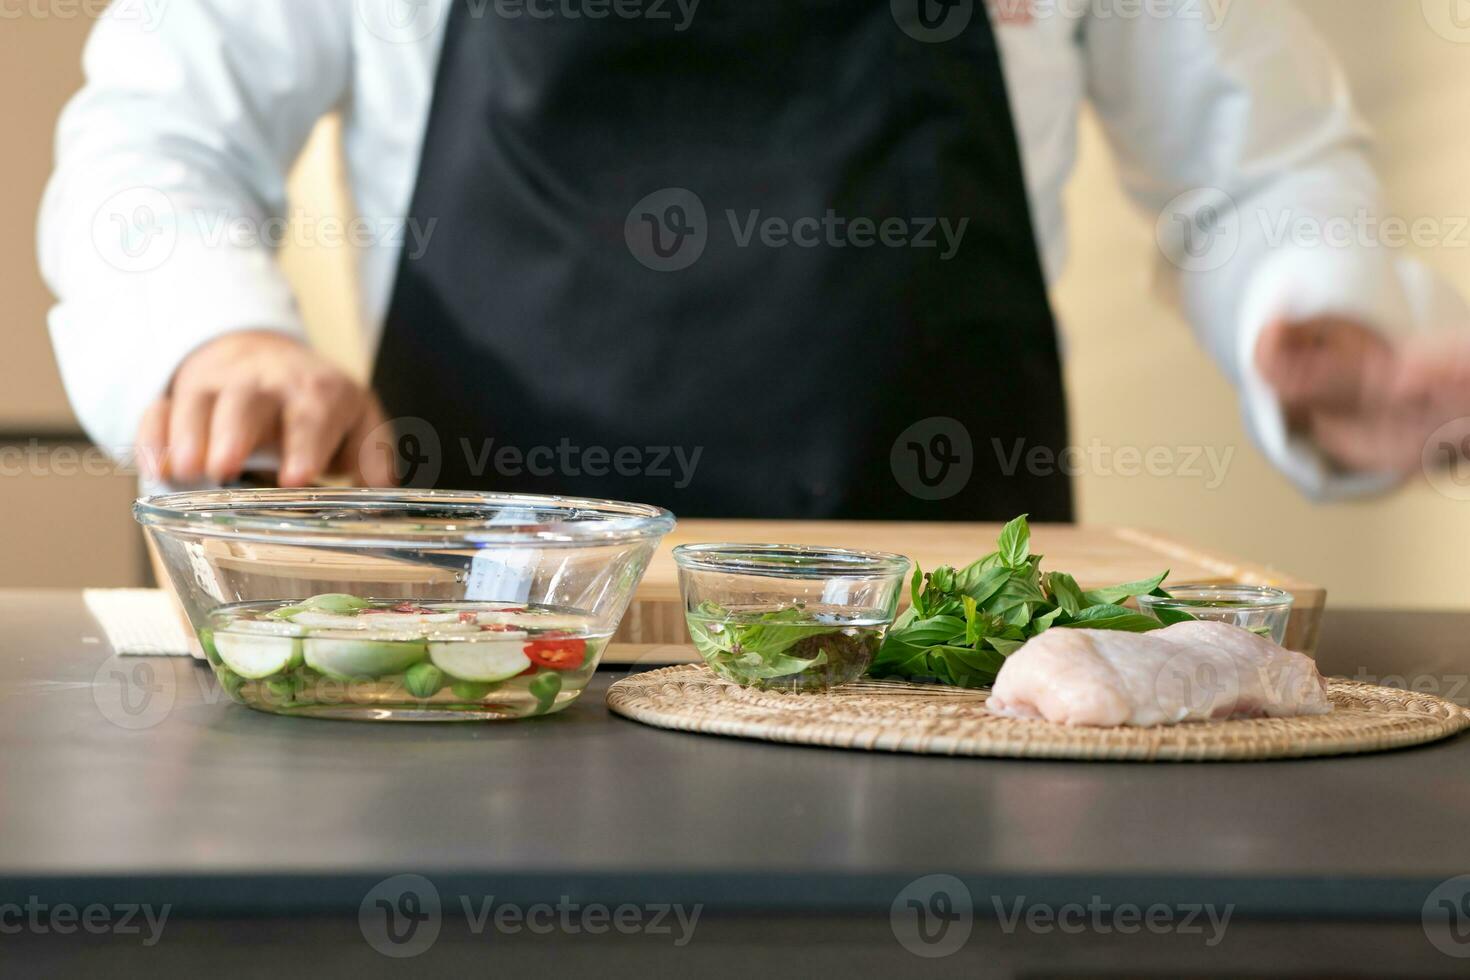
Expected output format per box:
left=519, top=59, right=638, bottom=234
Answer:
left=5, top=2, right=1469, bottom=605
left=1053, top=1, right=1470, bottom=609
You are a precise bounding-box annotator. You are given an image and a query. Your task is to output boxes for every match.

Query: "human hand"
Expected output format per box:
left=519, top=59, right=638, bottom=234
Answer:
left=1255, top=317, right=1470, bottom=474
left=137, top=330, right=395, bottom=487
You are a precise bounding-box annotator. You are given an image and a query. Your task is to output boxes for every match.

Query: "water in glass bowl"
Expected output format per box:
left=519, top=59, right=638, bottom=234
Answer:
left=685, top=602, right=889, bottom=692
left=201, top=595, right=610, bottom=720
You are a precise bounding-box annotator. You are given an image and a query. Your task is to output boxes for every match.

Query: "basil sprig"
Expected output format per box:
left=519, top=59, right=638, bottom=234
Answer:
left=867, top=515, right=1174, bottom=688
left=687, top=604, right=832, bottom=684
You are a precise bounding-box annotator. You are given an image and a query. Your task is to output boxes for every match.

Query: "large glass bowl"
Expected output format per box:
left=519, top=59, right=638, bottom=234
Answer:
left=136, top=489, right=674, bottom=721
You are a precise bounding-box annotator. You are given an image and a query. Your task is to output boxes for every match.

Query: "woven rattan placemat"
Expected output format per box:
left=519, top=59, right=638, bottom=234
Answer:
left=606, top=665, right=1470, bottom=762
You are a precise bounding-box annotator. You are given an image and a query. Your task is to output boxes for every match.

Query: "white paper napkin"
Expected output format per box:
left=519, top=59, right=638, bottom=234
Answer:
left=83, top=589, right=198, bottom=657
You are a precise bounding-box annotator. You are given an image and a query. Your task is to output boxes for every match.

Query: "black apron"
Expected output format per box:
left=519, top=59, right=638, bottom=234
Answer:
left=374, top=0, right=1073, bottom=521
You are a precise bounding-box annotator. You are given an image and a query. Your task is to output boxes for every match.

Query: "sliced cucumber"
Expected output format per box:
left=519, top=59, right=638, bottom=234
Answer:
left=198, top=628, right=221, bottom=667
left=214, top=632, right=304, bottom=680
left=289, top=610, right=365, bottom=630
left=299, top=593, right=370, bottom=614
left=232, top=619, right=305, bottom=637
left=304, top=632, right=428, bottom=680
left=512, top=613, right=595, bottom=632
left=429, top=637, right=531, bottom=683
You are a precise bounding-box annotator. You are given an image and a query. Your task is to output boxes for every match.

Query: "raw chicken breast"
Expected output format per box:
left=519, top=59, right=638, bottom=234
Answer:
left=987, top=620, right=1331, bottom=727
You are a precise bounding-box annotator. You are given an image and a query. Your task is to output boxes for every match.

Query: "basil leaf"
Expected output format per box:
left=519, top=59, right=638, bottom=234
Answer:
left=996, top=514, right=1030, bottom=568
left=983, top=636, right=1025, bottom=657
left=1081, top=571, right=1169, bottom=607
left=962, top=595, right=981, bottom=645
left=960, top=565, right=1010, bottom=605
left=996, top=573, right=1046, bottom=606
left=862, top=513, right=1172, bottom=689
left=931, top=645, right=1005, bottom=687
left=1029, top=606, right=1064, bottom=635
left=1061, top=603, right=1163, bottom=633
left=1046, top=571, right=1084, bottom=616
left=890, top=614, right=968, bottom=647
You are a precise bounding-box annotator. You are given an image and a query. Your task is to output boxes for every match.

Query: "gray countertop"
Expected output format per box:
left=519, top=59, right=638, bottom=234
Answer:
left=3, top=591, right=1469, bottom=920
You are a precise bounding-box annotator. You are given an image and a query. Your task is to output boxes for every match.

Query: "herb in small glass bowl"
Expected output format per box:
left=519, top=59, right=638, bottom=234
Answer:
left=674, top=544, right=910, bottom=692
left=686, top=601, right=886, bottom=691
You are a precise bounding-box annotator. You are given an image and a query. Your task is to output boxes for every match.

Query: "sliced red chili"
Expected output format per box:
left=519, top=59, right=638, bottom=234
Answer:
left=524, top=635, right=587, bottom=671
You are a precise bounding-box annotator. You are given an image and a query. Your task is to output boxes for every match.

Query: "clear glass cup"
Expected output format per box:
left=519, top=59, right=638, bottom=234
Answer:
left=1136, top=584, right=1294, bottom=645
left=673, top=544, right=910, bottom=692
left=136, top=488, right=674, bottom=720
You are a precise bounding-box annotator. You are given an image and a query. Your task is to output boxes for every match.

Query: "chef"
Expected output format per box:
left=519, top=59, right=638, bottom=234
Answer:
left=39, top=0, right=1470, bottom=520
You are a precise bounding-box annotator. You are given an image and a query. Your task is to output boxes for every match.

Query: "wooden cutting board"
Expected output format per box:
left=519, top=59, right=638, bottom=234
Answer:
left=606, top=520, right=1325, bottom=664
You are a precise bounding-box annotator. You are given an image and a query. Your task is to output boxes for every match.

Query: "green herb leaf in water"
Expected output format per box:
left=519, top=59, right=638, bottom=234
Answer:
left=688, top=602, right=880, bottom=689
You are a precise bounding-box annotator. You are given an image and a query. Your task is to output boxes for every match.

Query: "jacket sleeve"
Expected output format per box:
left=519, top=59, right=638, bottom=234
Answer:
left=1083, top=0, right=1470, bottom=499
left=37, top=0, right=353, bottom=455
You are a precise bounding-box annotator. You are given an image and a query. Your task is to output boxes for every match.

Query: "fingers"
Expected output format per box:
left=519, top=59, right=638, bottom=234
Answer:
left=1254, top=318, right=1394, bottom=415
left=136, top=398, right=170, bottom=482
left=165, top=388, right=216, bottom=482
left=205, top=386, right=280, bottom=483
left=334, top=397, right=396, bottom=487
left=279, top=381, right=358, bottom=488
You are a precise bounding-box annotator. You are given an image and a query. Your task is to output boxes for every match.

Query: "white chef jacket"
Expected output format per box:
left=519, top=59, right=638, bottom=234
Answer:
left=37, top=0, right=1470, bottom=498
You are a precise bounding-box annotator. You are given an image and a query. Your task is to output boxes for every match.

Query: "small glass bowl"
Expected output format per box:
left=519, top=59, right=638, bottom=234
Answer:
left=1136, top=584, right=1293, bottom=645
left=673, top=544, right=910, bottom=692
